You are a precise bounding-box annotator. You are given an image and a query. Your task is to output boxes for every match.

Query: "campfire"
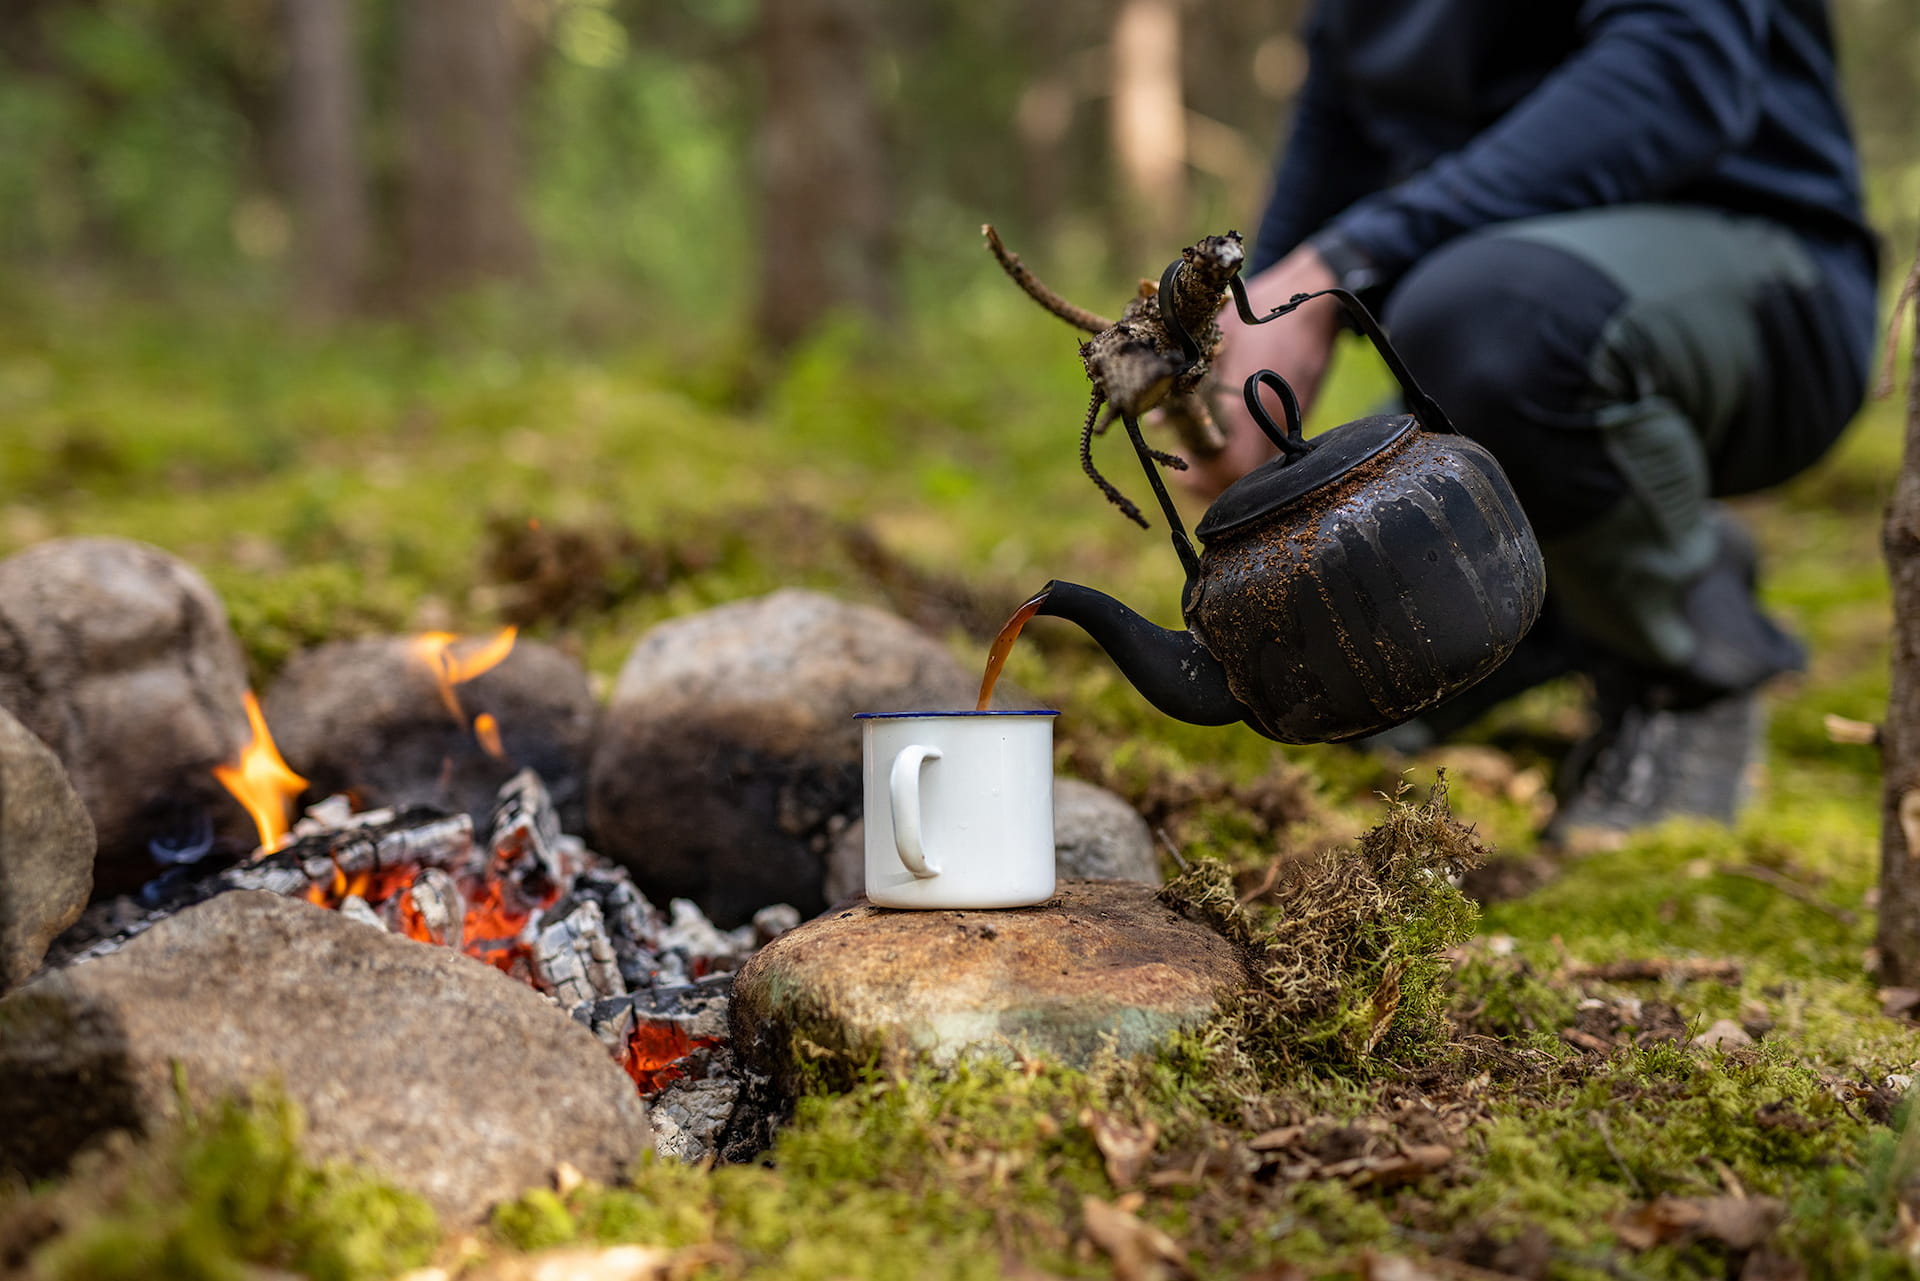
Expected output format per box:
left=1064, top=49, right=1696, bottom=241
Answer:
left=56, top=627, right=794, bottom=1162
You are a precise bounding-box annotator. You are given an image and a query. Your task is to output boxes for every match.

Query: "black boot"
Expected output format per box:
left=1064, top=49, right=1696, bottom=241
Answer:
left=1544, top=515, right=1801, bottom=849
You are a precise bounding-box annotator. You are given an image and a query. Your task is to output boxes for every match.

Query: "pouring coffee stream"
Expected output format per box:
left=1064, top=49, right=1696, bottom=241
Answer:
left=976, top=589, right=1049, bottom=711
left=987, top=250, right=1547, bottom=745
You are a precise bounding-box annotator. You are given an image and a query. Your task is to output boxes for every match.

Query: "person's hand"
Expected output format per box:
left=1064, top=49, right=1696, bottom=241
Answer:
left=1180, top=246, right=1342, bottom=499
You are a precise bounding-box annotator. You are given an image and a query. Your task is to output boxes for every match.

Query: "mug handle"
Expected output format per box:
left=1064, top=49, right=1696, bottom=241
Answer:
left=889, top=745, right=943, bottom=878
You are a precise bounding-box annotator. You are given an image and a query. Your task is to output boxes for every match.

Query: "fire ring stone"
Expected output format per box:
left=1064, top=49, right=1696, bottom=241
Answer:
left=729, top=878, right=1248, bottom=1095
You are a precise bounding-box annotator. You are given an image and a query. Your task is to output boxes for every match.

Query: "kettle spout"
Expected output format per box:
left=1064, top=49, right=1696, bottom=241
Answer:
left=1037, top=580, right=1249, bottom=727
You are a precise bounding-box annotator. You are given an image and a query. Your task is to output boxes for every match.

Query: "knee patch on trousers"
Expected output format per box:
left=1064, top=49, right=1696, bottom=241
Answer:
left=1385, top=232, right=1632, bottom=540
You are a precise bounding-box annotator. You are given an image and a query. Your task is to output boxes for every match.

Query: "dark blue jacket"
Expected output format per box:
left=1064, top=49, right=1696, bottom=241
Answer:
left=1250, top=0, right=1878, bottom=296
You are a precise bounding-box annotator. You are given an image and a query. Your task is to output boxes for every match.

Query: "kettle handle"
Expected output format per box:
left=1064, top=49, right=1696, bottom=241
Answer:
left=1225, top=279, right=1457, bottom=437
left=1241, top=370, right=1313, bottom=457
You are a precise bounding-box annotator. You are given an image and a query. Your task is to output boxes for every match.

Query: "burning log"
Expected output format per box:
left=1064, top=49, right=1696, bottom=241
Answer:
left=488, top=767, right=567, bottom=897
left=52, top=805, right=477, bottom=963
left=237, top=809, right=479, bottom=924
left=587, top=974, right=732, bottom=1097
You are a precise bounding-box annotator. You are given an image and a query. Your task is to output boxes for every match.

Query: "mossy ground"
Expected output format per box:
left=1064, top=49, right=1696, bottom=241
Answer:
left=1, top=278, right=1916, bottom=1278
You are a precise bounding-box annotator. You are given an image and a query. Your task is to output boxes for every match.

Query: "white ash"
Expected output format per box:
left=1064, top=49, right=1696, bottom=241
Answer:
left=661, top=898, right=754, bottom=962
left=752, top=903, right=801, bottom=946
left=650, top=1078, right=741, bottom=1163
left=337, top=895, right=386, bottom=932
left=534, top=897, right=626, bottom=1008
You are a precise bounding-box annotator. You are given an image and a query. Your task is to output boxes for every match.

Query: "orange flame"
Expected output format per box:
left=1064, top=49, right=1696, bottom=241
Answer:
left=412, top=626, right=517, bottom=724
left=213, top=692, right=309, bottom=855
left=473, top=712, right=506, bottom=760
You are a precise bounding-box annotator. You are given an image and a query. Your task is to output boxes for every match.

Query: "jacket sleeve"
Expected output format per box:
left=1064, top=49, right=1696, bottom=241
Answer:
left=1321, top=0, right=1768, bottom=282
left=1247, top=7, right=1390, bottom=275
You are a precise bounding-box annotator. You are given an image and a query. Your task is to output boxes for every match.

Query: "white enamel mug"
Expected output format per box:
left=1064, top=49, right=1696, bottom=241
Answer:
left=855, top=710, right=1059, bottom=910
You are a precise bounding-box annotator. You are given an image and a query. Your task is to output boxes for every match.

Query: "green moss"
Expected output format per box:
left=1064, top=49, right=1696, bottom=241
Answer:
left=21, top=1094, right=437, bottom=1281
left=491, top=1187, right=577, bottom=1252
left=491, top=1059, right=1119, bottom=1279
left=1161, top=779, right=1483, bottom=1076
left=213, top=562, right=416, bottom=682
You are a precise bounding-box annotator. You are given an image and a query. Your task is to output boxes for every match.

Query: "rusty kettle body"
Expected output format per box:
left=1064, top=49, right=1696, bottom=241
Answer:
left=1036, top=283, right=1546, bottom=745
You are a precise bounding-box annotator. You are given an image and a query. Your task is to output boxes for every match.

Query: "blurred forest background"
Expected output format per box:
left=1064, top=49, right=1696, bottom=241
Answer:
left=3, top=0, right=1914, bottom=347
left=7, top=9, right=1920, bottom=1271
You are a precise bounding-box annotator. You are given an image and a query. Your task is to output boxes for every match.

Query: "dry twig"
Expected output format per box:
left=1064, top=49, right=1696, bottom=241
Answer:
left=1566, top=958, right=1744, bottom=984
left=983, top=223, right=1110, bottom=332
left=983, top=226, right=1244, bottom=521
left=1718, top=863, right=1859, bottom=926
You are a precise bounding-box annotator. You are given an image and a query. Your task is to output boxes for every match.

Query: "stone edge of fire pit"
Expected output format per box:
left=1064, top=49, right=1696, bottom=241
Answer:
left=0, top=703, right=95, bottom=992
left=0, top=890, right=652, bottom=1223
left=728, top=878, right=1249, bottom=1094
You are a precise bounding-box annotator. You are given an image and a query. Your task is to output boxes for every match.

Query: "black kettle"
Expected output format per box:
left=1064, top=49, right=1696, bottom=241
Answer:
left=1035, top=276, right=1546, bottom=744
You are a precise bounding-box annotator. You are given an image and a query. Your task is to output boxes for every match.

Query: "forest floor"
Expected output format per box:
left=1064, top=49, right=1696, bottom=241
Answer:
left=0, top=273, right=1915, bottom=1280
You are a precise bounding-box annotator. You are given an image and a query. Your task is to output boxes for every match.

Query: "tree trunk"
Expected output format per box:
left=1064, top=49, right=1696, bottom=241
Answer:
left=281, top=0, right=369, bottom=318
left=396, top=0, right=534, bottom=304
left=1109, top=0, right=1188, bottom=265
left=1877, top=232, right=1920, bottom=983
left=754, top=0, right=894, bottom=354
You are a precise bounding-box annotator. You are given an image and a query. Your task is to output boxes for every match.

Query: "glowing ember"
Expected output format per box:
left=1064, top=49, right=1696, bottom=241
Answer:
left=412, top=626, right=518, bottom=723
left=301, top=861, right=421, bottom=912
left=623, top=1021, right=723, bottom=1095
left=213, top=692, right=310, bottom=855
left=474, top=712, right=506, bottom=759
left=460, top=875, right=545, bottom=975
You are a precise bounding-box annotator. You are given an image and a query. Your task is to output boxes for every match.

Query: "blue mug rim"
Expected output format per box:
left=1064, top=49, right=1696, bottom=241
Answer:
left=853, top=709, right=1060, bottom=719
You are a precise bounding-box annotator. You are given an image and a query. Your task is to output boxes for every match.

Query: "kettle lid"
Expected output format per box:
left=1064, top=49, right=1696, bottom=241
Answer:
left=1195, top=413, right=1417, bottom=542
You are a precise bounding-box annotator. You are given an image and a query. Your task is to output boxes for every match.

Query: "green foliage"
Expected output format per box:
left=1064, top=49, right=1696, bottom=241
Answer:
left=18, top=1094, right=437, bottom=1281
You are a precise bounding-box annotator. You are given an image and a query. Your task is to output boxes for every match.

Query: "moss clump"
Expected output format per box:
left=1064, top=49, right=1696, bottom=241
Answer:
left=10, top=1093, right=437, bottom=1281
left=1161, top=778, right=1483, bottom=1075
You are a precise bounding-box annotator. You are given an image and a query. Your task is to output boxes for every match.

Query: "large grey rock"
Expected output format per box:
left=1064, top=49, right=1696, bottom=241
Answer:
left=730, top=879, right=1246, bottom=1095
left=1052, top=777, right=1160, bottom=881
left=0, top=705, right=94, bottom=990
left=263, top=636, right=596, bottom=837
left=823, top=777, right=1160, bottom=904
left=0, top=538, right=251, bottom=894
left=0, top=892, right=649, bottom=1222
left=588, top=590, right=983, bottom=928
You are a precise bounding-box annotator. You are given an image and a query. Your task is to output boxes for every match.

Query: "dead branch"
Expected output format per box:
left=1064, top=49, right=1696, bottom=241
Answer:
left=1074, top=232, right=1246, bottom=427
left=1567, top=958, right=1744, bottom=984
left=1718, top=863, right=1859, bottom=926
left=982, top=224, right=1110, bottom=332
